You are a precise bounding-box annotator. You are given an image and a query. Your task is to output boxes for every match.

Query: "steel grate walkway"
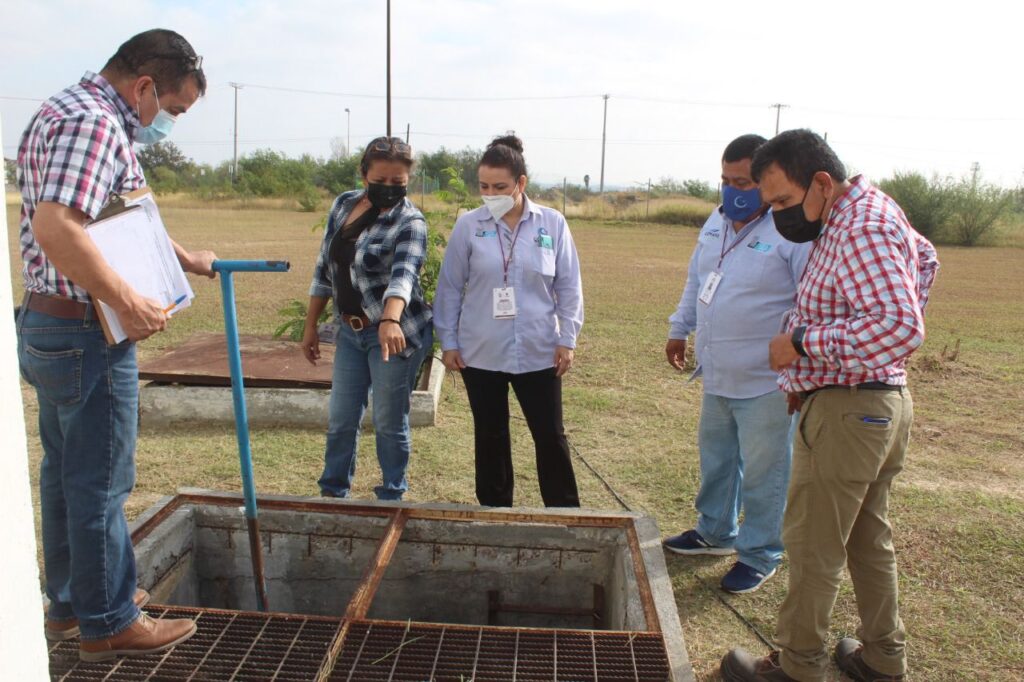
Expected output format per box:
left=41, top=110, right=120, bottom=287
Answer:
left=48, top=606, right=341, bottom=681
left=329, top=621, right=671, bottom=681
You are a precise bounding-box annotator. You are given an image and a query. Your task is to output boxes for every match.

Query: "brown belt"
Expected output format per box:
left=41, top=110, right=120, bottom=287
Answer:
left=24, top=292, right=92, bottom=319
left=341, top=312, right=373, bottom=331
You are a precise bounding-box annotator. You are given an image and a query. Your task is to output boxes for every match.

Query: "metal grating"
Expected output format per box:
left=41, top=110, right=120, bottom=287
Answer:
left=48, top=606, right=340, bottom=681
left=329, top=621, right=671, bottom=681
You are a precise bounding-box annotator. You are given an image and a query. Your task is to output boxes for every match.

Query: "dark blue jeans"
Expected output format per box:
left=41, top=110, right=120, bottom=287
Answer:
left=17, top=306, right=141, bottom=640
left=318, top=322, right=432, bottom=500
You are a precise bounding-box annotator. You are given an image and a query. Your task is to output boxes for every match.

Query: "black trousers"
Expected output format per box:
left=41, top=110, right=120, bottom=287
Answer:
left=460, top=366, right=580, bottom=508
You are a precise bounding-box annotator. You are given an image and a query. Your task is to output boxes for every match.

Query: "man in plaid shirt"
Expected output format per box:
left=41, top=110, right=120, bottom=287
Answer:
left=16, top=30, right=215, bottom=660
left=721, top=130, right=938, bottom=682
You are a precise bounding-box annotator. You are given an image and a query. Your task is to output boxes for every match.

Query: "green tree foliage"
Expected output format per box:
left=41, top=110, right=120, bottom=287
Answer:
left=4, top=157, right=17, bottom=188
left=682, top=179, right=718, bottom=202
left=417, top=147, right=481, bottom=194
left=877, top=172, right=953, bottom=239
left=946, top=178, right=1013, bottom=246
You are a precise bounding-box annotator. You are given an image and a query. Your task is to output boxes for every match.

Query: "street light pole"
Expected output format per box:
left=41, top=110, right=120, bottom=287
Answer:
left=599, top=94, right=609, bottom=195
left=344, top=107, right=350, bottom=157
left=229, top=82, right=242, bottom=182
left=386, top=0, right=392, bottom=137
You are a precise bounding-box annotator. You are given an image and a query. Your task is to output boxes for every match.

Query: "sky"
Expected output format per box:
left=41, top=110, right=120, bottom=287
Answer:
left=2, top=0, right=1022, bottom=190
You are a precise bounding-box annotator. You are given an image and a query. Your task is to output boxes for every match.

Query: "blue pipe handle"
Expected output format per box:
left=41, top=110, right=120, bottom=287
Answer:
left=213, top=259, right=290, bottom=273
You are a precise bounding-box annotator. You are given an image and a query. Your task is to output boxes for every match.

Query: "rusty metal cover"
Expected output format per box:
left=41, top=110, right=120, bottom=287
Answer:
left=138, top=333, right=333, bottom=389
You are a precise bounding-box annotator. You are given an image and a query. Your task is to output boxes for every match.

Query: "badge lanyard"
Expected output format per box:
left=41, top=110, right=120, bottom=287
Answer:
left=701, top=212, right=765, bottom=306
left=493, top=221, right=524, bottom=319
left=717, top=212, right=765, bottom=269
left=496, top=222, right=525, bottom=287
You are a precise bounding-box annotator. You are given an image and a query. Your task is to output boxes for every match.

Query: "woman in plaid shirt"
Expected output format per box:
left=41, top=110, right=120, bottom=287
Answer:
left=301, top=138, right=433, bottom=501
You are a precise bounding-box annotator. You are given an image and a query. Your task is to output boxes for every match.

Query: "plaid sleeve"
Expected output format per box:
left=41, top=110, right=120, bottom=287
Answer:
left=914, top=232, right=940, bottom=311
left=309, top=196, right=345, bottom=298
left=37, top=114, right=122, bottom=219
left=801, top=223, right=925, bottom=371
left=382, top=215, right=427, bottom=304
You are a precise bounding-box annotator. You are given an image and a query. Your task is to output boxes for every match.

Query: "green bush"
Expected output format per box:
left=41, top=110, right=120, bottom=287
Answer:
left=647, top=204, right=709, bottom=227
left=946, top=180, right=1013, bottom=246
left=878, top=172, right=953, bottom=239
left=296, top=185, right=321, bottom=212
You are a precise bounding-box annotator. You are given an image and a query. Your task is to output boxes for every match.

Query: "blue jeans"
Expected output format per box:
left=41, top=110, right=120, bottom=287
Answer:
left=694, top=390, right=795, bottom=575
left=16, top=306, right=141, bottom=640
left=318, top=322, right=432, bottom=500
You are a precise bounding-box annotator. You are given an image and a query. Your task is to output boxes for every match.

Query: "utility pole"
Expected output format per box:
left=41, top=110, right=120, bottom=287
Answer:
left=599, top=94, right=609, bottom=195
left=229, top=82, right=242, bottom=182
left=344, top=107, right=351, bottom=157
left=386, top=0, right=392, bottom=137
left=405, top=122, right=410, bottom=144
left=562, top=177, right=567, bottom=215
left=646, top=178, right=651, bottom=220
left=971, top=161, right=981, bottom=188
left=770, top=103, right=789, bottom=135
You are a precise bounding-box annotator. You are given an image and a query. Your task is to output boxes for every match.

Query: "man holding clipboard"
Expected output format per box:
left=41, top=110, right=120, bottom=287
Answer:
left=15, top=29, right=215, bottom=661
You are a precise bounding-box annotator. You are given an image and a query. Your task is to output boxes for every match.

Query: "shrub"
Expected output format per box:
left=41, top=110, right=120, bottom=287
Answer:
left=647, top=204, right=709, bottom=227
left=946, top=179, right=1013, bottom=246
left=878, top=172, right=953, bottom=239
left=296, top=185, right=321, bottom=212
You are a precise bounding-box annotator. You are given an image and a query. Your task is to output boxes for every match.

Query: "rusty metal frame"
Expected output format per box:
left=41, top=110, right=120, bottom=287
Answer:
left=126, top=492, right=668, bottom=681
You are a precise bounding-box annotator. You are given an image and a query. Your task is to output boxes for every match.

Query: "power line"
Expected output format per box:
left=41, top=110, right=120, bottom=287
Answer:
left=232, top=82, right=601, bottom=102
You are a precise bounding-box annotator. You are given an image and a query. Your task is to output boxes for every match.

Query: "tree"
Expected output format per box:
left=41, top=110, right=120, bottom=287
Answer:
left=329, top=136, right=349, bottom=161
left=946, top=177, right=1013, bottom=246
left=4, top=157, right=16, bottom=188
left=136, top=141, right=192, bottom=174
left=878, top=171, right=953, bottom=240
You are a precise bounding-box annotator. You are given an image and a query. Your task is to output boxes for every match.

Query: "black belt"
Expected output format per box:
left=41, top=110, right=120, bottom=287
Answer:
left=804, top=381, right=902, bottom=398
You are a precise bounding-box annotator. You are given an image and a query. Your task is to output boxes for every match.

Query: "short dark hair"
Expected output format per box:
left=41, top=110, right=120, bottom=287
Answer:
left=750, top=129, right=846, bottom=187
left=479, top=134, right=527, bottom=179
left=360, top=136, right=414, bottom=175
left=103, top=29, right=207, bottom=96
left=722, top=134, right=767, bottom=163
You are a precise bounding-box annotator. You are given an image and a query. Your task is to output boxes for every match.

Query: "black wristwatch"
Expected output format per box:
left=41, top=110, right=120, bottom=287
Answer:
left=791, top=325, right=808, bottom=357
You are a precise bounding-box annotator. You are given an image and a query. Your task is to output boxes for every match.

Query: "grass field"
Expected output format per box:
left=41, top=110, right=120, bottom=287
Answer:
left=6, top=194, right=1024, bottom=680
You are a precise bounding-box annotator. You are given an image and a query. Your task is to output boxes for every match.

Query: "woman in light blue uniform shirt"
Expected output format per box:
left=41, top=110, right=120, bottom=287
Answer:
left=434, top=135, right=584, bottom=507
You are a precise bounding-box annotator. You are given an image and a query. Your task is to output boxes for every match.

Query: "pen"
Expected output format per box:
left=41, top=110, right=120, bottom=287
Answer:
left=163, top=295, right=187, bottom=314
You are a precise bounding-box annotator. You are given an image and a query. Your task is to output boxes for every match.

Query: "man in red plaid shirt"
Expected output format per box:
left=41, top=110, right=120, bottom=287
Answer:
left=721, top=130, right=938, bottom=682
left=17, top=30, right=215, bottom=661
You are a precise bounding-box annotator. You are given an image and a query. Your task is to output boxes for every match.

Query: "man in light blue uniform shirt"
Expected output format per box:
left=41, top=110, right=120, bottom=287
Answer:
left=663, top=134, right=811, bottom=594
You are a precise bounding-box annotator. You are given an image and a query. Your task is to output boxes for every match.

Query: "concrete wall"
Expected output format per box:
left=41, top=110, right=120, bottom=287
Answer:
left=0, top=112, right=51, bottom=680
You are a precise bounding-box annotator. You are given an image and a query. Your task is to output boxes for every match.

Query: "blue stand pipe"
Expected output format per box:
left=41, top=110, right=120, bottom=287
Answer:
left=212, top=259, right=289, bottom=611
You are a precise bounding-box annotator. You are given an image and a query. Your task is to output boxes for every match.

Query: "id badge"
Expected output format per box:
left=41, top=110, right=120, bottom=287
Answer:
left=698, top=271, right=723, bottom=305
left=493, top=287, right=517, bottom=319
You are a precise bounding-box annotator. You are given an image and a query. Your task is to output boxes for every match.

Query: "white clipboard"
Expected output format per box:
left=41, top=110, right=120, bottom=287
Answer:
left=85, top=188, right=193, bottom=344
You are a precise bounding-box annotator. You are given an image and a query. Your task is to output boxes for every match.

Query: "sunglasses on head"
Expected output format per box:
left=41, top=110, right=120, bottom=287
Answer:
left=144, top=53, right=204, bottom=73
left=367, top=137, right=412, bottom=156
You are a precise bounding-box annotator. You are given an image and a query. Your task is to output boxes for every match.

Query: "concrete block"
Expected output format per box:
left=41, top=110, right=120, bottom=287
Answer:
left=139, top=353, right=445, bottom=429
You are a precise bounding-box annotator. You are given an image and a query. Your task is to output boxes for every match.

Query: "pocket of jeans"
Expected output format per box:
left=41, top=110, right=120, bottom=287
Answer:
left=22, top=345, right=83, bottom=406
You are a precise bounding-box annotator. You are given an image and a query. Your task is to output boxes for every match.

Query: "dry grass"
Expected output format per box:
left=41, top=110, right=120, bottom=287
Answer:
left=6, top=195, right=1024, bottom=680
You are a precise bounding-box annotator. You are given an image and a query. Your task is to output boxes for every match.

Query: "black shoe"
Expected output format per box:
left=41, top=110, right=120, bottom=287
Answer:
left=720, top=648, right=798, bottom=681
left=834, top=638, right=905, bottom=681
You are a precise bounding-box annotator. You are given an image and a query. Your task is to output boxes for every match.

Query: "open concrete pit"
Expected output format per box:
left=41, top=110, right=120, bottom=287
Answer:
left=49, top=489, right=694, bottom=681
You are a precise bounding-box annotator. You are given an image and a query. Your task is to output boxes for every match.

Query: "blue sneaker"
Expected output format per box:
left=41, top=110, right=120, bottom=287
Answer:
left=663, top=529, right=736, bottom=556
left=721, top=561, right=777, bottom=594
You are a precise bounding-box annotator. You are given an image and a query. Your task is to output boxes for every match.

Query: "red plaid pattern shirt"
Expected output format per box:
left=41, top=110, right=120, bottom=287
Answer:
left=17, top=71, right=146, bottom=301
left=781, top=175, right=939, bottom=393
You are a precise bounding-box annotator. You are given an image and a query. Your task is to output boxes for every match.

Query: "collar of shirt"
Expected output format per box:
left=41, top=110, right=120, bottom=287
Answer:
left=80, top=71, right=141, bottom=141
left=824, top=174, right=870, bottom=231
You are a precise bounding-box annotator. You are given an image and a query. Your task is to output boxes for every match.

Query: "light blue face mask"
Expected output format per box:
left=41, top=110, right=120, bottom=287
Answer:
left=135, top=83, right=177, bottom=145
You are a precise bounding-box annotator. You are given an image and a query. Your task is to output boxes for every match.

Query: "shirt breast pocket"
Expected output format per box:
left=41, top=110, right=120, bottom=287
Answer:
left=360, top=239, right=392, bottom=272
left=529, top=245, right=557, bottom=278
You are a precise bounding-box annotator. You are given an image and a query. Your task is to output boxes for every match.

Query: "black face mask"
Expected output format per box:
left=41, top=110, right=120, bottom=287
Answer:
left=366, top=183, right=407, bottom=210
left=773, top=184, right=825, bottom=243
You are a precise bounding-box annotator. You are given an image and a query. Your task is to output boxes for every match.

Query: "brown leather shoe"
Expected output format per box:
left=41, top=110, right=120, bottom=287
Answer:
left=44, top=588, right=152, bottom=641
left=834, top=637, right=905, bottom=681
left=79, top=612, right=196, bottom=662
left=720, top=648, right=799, bottom=681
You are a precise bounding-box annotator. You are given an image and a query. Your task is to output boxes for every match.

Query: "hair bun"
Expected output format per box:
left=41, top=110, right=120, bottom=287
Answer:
left=488, top=134, right=523, bottom=154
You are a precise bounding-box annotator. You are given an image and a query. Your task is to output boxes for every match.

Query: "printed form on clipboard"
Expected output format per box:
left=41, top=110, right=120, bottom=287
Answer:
left=85, top=188, right=194, bottom=344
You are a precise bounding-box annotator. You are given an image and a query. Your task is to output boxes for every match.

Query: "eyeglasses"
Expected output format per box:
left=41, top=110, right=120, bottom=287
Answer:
left=145, top=53, right=204, bottom=73
left=367, top=136, right=412, bottom=156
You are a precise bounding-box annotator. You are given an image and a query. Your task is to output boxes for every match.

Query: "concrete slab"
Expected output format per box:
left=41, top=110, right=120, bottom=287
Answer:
left=139, top=353, right=445, bottom=429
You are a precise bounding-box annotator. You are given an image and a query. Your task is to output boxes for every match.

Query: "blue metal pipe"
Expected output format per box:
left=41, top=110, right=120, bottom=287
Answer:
left=211, top=259, right=290, bottom=611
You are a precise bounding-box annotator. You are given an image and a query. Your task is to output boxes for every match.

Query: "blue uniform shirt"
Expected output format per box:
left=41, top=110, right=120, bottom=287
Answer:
left=434, top=197, right=584, bottom=374
left=669, top=208, right=811, bottom=399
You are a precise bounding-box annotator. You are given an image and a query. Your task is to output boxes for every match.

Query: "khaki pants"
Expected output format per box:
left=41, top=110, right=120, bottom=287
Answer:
left=776, top=387, right=913, bottom=682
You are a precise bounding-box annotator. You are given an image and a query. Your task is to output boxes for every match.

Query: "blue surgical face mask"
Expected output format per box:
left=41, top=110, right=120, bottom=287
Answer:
left=721, top=184, right=763, bottom=222
left=135, top=83, right=177, bottom=145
